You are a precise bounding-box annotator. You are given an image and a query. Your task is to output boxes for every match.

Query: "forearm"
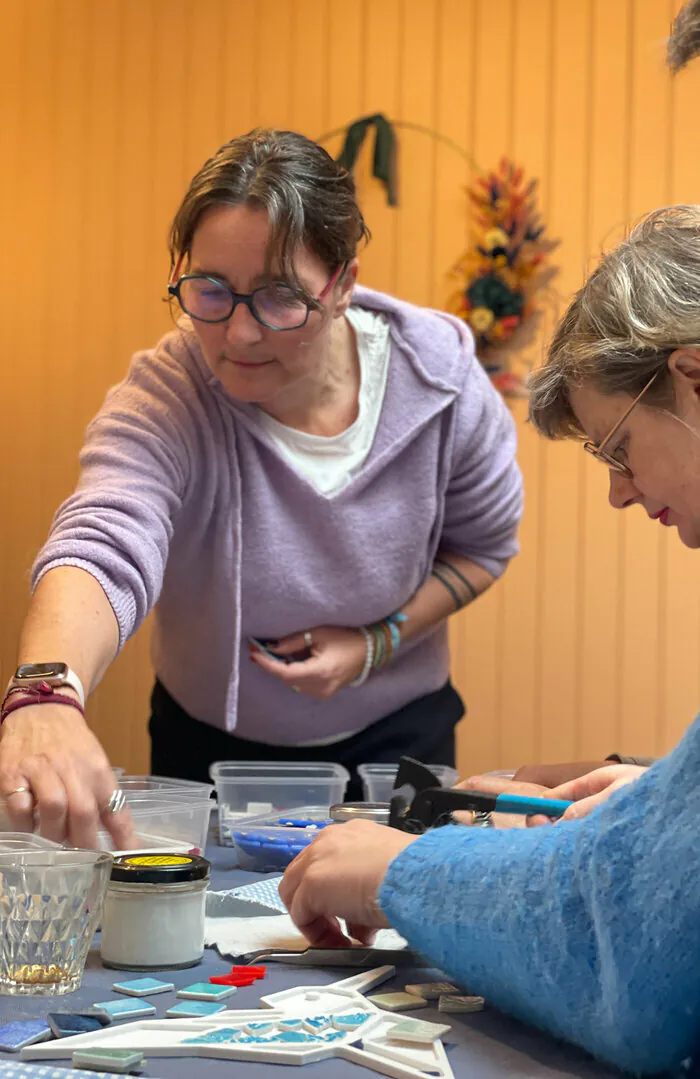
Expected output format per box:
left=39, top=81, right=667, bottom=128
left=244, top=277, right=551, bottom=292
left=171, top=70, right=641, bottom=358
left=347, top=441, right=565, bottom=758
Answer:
left=398, top=551, right=495, bottom=644
left=18, top=567, right=120, bottom=695
left=380, top=722, right=700, bottom=1074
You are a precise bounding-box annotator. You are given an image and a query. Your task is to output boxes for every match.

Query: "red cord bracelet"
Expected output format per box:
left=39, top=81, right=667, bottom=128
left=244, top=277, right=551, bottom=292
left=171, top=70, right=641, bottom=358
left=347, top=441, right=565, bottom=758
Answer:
left=0, top=684, right=85, bottom=726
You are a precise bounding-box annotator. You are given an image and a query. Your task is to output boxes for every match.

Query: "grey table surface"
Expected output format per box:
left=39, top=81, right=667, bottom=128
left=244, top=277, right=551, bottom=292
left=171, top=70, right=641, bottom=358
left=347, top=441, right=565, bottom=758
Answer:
left=0, top=841, right=624, bottom=1079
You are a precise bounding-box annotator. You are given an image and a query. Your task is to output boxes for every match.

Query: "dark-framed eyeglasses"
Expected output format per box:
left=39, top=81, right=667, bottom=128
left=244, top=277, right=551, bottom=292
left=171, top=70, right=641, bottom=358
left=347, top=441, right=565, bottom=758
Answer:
left=583, top=371, right=660, bottom=479
left=167, top=262, right=346, bottom=332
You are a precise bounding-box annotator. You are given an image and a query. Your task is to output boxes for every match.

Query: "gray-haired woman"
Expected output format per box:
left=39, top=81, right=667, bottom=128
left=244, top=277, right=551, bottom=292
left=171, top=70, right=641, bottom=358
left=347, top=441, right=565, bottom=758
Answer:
left=0, top=129, right=522, bottom=848
left=280, top=204, right=700, bottom=1075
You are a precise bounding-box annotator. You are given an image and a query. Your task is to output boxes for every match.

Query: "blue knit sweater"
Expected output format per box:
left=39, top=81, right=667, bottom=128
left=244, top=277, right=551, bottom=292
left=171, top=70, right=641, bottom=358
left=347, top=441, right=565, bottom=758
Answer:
left=380, top=716, right=700, bottom=1075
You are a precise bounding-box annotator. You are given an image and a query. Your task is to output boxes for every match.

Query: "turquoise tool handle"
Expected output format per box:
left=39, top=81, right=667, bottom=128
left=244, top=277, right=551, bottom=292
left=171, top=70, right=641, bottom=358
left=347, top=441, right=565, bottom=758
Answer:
left=494, top=793, right=572, bottom=818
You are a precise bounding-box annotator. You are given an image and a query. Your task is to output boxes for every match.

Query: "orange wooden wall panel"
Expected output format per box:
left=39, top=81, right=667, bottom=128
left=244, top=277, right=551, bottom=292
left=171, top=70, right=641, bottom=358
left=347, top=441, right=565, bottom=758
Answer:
left=1, top=0, right=698, bottom=776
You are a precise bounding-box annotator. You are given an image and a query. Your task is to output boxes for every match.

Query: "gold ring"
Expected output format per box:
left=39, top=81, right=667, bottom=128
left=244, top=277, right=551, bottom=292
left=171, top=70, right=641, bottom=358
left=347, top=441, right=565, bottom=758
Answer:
left=292, top=686, right=301, bottom=693
left=5, top=786, right=30, bottom=798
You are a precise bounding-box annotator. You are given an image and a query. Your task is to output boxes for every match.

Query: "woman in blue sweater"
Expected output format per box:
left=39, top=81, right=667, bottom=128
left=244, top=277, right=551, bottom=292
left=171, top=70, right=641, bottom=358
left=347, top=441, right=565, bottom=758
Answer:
left=281, top=204, right=700, bottom=1074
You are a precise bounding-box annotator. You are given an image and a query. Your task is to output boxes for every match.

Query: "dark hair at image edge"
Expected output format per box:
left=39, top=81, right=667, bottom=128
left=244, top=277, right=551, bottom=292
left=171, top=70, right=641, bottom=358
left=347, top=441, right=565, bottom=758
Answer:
left=668, top=0, right=700, bottom=73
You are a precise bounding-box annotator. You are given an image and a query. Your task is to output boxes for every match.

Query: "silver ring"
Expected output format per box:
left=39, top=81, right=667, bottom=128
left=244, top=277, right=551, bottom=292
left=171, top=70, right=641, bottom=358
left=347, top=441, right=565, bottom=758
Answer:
left=4, top=786, right=30, bottom=798
left=105, top=789, right=127, bottom=815
left=304, top=631, right=313, bottom=649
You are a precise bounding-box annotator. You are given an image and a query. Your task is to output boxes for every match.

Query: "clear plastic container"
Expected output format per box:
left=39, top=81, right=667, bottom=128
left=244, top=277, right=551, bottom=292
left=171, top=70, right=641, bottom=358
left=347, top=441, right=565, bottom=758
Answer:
left=118, top=775, right=214, bottom=800
left=358, top=762, right=460, bottom=804
left=231, top=806, right=333, bottom=872
left=209, top=761, right=349, bottom=847
left=97, top=797, right=213, bottom=856
left=0, top=833, right=62, bottom=853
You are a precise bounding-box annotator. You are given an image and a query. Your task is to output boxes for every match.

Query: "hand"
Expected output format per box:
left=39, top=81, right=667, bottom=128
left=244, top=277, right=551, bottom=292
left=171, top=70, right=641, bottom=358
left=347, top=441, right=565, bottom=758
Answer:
left=0, top=703, right=136, bottom=850
left=549, top=764, right=648, bottom=821
left=250, top=626, right=368, bottom=700
left=455, top=774, right=551, bottom=828
left=280, top=820, right=417, bottom=946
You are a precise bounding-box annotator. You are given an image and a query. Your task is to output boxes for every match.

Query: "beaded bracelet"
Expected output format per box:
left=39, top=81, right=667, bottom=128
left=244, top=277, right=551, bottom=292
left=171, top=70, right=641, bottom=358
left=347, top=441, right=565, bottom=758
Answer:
left=349, top=611, right=408, bottom=687
left=349, top=627, right=375, bottom=688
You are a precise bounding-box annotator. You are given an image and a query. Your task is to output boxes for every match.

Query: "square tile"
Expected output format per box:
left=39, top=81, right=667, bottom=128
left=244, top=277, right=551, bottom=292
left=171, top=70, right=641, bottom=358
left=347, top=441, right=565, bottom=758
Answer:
left=0, top=1019, right=52, bottom=1052
left=438, top=993, right=485, bottom=1013
left=387, top=1017, right=452, bottom=1043
left=91, top=998, right=156, bottom=1020
left=176, top=982, right=238, bottom=1001
left=405, top=981, right=459, bottom=1000
left=48, top=1011, right=112, bottom=1038
left=72, top=1048, right=145, bottom=1074
left=369, top=992, right=428, bottom=1013
left=112, top=977, right=175, bottom=997
left=166, top=1000, right=227, bottom=1019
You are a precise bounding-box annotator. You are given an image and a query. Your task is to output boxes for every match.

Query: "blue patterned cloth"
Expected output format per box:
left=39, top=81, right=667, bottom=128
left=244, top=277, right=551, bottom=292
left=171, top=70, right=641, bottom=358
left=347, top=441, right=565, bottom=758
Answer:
left=0, top=1064, right=141, bottom=1079
left=380, top=715, right=700, bottom=1075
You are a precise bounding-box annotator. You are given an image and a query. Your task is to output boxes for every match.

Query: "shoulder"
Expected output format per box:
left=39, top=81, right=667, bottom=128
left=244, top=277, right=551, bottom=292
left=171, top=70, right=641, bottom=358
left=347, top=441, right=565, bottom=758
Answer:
left=351, top=285, right=477, bottom=393
left=91, top=324, right=215, bottom=435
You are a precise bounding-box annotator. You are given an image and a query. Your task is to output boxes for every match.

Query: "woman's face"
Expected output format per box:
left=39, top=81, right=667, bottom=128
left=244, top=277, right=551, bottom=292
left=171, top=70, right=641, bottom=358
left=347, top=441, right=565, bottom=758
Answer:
left=184, top=204, right=355, bottom=405
left=570, top=351, right=700, bottom=548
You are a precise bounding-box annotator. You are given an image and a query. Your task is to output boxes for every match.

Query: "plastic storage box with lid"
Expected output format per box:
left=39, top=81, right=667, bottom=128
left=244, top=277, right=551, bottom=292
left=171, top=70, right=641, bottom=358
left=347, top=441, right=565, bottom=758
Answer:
left=357, top=762, right=459, bottom=804
left=231, top=806, right=333, bottom=871
left=0, top=832, right=62, bottom=853
left=116, top=775, right=214, bottom=801
left=96, top=797, right=213, bottom=857
left=209, top=761, right=349, bottom=846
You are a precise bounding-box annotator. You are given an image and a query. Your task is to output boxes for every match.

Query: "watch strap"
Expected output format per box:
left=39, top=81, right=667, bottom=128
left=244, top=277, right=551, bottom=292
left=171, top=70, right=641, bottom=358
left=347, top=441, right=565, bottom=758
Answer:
left=7, top=666, right=85, bottom=709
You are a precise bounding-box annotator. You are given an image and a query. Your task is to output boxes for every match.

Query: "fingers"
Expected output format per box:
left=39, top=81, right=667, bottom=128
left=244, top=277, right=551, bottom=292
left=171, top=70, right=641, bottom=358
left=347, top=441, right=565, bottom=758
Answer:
left=0, top=771, right=35, bottom=832
left=549, top=766, right=625, bottom=803
left=92, top=769, right=138, bottom=851
left=460, top=775, right=548, bottom=798
left=250, top=651, right=333, bottom=699
left=347, top=922, right=378, bottom=946
left=21, top=758, right=69, bottom=843
left=268, top=633, right=310, bottom=657
left=526, top=814, right=553, bottom=828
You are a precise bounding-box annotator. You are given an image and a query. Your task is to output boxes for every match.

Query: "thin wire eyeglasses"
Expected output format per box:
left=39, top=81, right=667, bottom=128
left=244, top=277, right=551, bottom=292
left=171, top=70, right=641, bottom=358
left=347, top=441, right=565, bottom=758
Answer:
left=582, top=371, right=660, bottom=479
left=167, top=262, right=346, bottom=332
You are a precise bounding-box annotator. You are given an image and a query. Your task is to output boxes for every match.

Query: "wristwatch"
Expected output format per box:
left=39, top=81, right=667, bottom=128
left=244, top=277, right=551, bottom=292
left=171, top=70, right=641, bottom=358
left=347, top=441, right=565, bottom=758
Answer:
left=7, top=663, right=86, bottom=709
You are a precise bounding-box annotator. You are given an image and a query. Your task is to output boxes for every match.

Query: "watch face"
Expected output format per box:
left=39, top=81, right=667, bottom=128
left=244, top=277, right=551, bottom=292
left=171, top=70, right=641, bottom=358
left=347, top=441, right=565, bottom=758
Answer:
left=16, top=663, right=68, bottom=681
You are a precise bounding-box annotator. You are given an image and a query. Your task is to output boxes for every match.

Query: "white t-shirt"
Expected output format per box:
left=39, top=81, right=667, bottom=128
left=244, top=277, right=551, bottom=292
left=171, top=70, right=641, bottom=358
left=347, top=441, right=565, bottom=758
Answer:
left=257, top=306, right=391, bottom=496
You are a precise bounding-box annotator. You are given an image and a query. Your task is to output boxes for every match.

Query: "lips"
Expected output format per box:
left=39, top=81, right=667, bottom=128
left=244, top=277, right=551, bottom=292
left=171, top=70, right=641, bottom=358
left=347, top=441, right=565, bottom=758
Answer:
left=651, top=508, right=670, bottom=525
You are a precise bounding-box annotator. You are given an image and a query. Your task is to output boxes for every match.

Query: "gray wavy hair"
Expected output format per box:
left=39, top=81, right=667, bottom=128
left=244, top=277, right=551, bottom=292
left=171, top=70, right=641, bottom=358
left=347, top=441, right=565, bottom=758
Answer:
left=528, top=205, right=700, bottom=439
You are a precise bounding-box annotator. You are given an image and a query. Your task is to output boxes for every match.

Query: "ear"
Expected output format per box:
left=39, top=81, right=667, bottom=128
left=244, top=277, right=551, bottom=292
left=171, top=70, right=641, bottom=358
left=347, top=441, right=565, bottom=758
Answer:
left=332, top=259, right=359, bottom=318
left=668, top=347, right=700, bottom=399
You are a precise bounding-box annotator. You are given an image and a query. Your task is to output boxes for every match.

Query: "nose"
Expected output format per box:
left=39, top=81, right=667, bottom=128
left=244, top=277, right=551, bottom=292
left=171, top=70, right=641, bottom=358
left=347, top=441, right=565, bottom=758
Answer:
left=224, top=299, right=264, bottom=347
left=608, top=470, right=640, bottom=510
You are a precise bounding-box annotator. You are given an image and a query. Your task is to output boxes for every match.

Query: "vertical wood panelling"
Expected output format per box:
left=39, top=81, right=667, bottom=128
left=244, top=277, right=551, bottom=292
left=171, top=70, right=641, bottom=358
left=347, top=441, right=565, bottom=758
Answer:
left=2, top=0, right=699, bottom=774
left=535, top=0, right=592, bottom=764
left=494, top=0, right=554, bottom=771
left=454, top=0, right=515, bottom=775
left=577, top=0, right=631, bottom=760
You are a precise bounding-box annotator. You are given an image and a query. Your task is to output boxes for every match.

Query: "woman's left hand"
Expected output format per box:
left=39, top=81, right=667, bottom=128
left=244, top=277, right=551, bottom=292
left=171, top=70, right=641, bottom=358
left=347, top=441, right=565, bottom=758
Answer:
left=249, top=626, right=368, bottom=700
left=279, top=819, right=417, bottom=946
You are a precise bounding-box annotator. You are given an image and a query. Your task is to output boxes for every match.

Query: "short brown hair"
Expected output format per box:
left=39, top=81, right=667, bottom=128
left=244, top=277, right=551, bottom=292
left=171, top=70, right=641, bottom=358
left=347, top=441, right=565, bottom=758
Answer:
left=529, top=206, right=700, bottom=438
left=169, top=129, right=370, bottom=301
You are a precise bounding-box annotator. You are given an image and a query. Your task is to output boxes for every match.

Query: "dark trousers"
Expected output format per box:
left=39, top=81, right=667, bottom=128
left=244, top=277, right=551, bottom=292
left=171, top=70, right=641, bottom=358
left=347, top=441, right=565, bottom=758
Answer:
left=149, top=680, right=464, bottom=801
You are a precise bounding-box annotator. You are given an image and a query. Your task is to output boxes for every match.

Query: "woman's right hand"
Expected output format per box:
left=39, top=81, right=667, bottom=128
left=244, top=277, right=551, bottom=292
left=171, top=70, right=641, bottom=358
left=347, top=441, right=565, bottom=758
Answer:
left=0, top=704, right=136, bottom=850
left=548, top=764, right=648, bottom=822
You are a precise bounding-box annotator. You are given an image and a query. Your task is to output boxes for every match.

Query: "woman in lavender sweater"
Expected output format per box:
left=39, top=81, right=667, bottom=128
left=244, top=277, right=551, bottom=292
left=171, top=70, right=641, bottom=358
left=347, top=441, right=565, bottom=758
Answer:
left=282, top=205, right=700, bottom=1074
left=0, top=130, right=522, bottom=848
